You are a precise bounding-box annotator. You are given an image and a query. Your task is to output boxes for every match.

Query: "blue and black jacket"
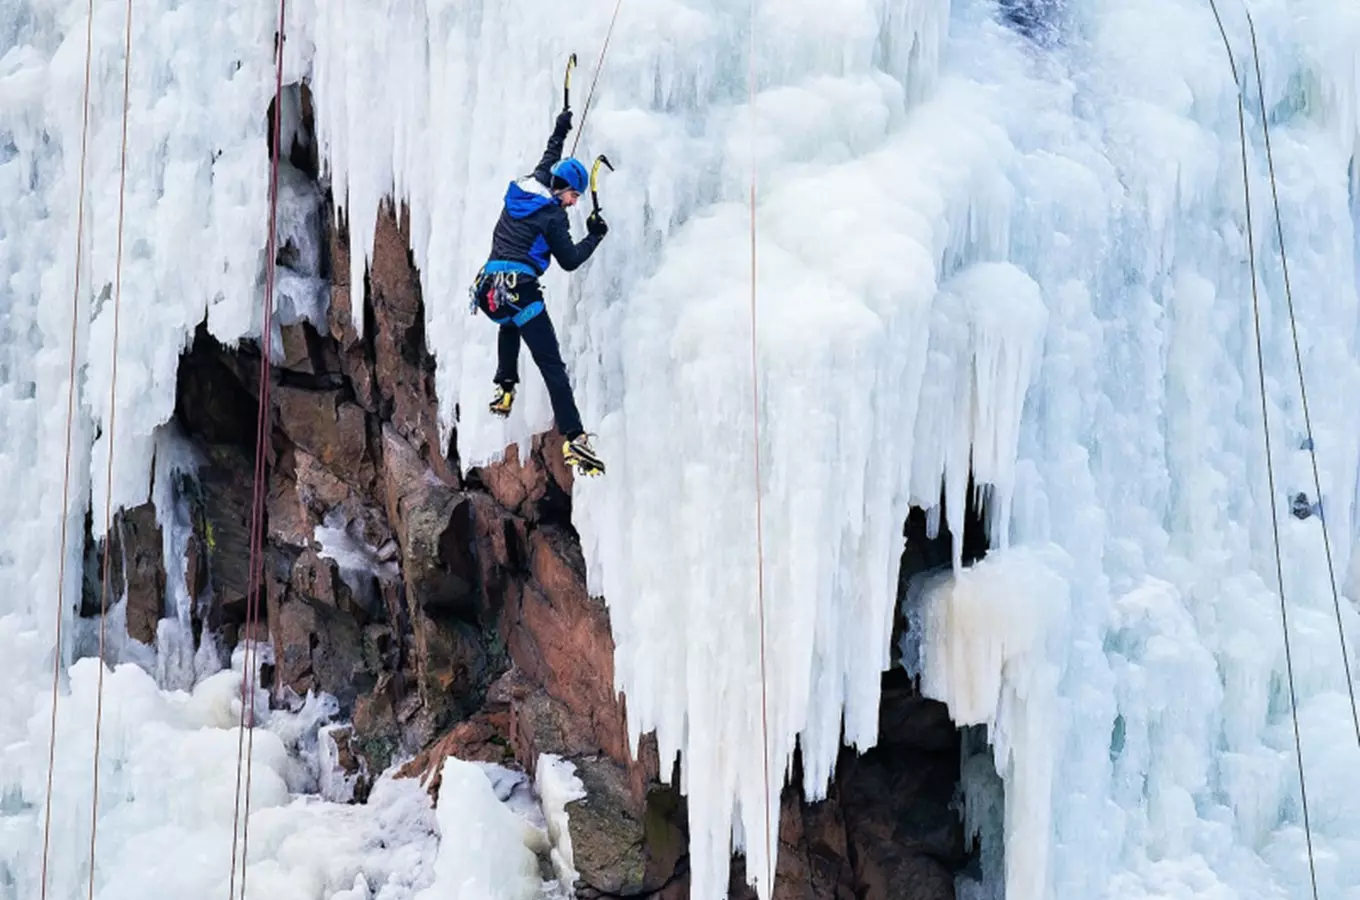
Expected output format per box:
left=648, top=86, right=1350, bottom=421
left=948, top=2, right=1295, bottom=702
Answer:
left=483, top=116, right=602, bottom=279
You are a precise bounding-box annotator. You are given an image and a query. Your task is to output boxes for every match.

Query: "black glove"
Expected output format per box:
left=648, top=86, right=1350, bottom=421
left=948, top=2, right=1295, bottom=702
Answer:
left=587, top=212, right=609, bottom=237
left=555, top=108, right=573, bottom=133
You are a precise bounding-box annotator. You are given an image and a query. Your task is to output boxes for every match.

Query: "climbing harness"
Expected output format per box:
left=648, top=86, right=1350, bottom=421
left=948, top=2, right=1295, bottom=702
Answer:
left=41, top=0, right=97, bottom=893
left=469, top=268, right=546, bottom=328
left=1207, top=1, right=1325, bottom=896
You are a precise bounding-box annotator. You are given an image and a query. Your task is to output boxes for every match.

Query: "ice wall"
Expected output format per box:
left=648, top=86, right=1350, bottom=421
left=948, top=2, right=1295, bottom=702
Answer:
left=4, top=0, right=1360, bottom=899
left=909, top=2, right=1360, bottom=899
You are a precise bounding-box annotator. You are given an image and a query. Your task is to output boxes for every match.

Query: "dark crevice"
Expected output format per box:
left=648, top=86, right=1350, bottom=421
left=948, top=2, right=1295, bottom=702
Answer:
left=176, top=323, right=264, bottom=457
left=174, top=324, right=273, bottom=647
left=266, top=81, right=319, bottom=179
left=276, top=361, right=348, bottom=393
left=536, top=472, right=575, bottom=531
left=998, top=0, right=1066, bottom=45
left=873, top=472, right=995, bottom=897
left=894, top=473, right=991, bottom=667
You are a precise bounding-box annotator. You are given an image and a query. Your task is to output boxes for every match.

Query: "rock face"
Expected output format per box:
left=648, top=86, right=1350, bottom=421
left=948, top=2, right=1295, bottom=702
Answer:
left=837, top=674, right=966, bottom=899
left=83, top=154, right=971, bottom=896
left=468, top=440, right=687, bottom=898
left=81, top=503, right=166, bottom=645
left=173, top=328, right=261, bottom=644
left=693, top=673, right=964, bottom=900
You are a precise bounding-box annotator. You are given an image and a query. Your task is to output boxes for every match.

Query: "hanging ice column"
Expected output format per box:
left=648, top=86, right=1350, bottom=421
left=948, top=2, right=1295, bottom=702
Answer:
left=570, top=10, right=1052, bottom=900
left=905, top=548, right=1071, bottom=900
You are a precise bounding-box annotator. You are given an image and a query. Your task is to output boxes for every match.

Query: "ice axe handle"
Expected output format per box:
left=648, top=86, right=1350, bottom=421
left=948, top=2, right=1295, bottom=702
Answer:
left=563, top=53, right=578, bottom=110
left=590, top=154, right=615, bottom=214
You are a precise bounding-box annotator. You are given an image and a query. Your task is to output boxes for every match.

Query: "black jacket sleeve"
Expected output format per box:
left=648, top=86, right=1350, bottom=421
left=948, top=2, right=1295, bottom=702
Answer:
left=543, top=208, right=602, bottom=272
left=532, top=112, right=572, bottom=184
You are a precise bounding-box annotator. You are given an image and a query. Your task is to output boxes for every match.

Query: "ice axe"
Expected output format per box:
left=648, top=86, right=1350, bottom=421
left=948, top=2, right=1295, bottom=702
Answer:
left=563, top=53, right=578, bottom=110
left=590, top=154, right=614, bottom=216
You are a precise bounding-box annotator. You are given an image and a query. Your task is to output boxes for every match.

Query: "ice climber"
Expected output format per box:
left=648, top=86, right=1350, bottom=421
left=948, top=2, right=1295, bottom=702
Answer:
left=470, top=105, right=608, bottom=477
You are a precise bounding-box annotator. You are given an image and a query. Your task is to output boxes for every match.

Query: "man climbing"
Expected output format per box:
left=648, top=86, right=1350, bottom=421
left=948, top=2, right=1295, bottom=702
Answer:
left=470, top=104, right=609, bottom=477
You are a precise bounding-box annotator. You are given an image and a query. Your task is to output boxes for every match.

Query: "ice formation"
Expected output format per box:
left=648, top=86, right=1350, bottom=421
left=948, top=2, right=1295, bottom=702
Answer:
left=534, top=754, right=589, bottom=891
left=412, top=758, right=544, bottom=900
left=3, top=0, right=1360, bottom=898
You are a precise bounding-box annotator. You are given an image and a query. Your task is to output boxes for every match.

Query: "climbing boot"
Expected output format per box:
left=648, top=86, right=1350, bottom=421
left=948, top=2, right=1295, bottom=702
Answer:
left=563, top=433, right=605, bottom=477
left=489, top=384, right=515, bottom=418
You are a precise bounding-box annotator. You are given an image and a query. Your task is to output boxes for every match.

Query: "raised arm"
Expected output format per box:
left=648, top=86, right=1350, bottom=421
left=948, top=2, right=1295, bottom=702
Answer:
left=532, top=109, right=574, bottom=183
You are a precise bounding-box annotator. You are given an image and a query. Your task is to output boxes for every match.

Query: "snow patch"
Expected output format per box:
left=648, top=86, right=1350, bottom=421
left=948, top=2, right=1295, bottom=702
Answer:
left=414, top=757, right=545, bottom=900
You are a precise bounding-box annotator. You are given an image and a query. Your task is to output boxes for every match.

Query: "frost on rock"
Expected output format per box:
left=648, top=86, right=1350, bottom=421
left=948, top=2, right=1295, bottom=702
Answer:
left=315, top=509, right=402, bottom=597
left=319, top=723, right=365, bottom=804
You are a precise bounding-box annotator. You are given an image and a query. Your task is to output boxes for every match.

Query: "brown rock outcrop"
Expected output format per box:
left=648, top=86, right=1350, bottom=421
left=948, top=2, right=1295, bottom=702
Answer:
left=116, top=158, right=974, bottom=900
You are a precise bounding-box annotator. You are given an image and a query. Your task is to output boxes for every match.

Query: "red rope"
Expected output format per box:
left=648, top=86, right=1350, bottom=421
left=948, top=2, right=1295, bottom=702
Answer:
left=40, top=0, right=98, bottom=894
left=228, top=7, right=287, bottom=897
left=84, top=0, right=137, bottom=895
left=745, top=1, right=775, bottom=895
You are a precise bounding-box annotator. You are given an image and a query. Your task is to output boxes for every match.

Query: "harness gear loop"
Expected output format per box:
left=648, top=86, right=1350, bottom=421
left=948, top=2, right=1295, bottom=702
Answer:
left=469, top=268, right=546, bottom=328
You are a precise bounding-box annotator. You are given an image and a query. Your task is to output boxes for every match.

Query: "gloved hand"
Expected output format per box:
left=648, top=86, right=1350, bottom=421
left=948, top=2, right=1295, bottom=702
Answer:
left=556, top=108, right=573, bottom=133
left=587, top=212, right=609, bottom=237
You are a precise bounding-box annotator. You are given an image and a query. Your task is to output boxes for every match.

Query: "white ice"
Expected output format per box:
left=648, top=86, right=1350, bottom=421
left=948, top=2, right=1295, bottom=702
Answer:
left=413, top=758, right=544, bottom=900
left=4, top=0, right=1360, bottom=899
left=0, top=652, right=445, bottom=899
left=0, top=1, right=563, bottom=896
left=534, top=754, right=588, bottom=893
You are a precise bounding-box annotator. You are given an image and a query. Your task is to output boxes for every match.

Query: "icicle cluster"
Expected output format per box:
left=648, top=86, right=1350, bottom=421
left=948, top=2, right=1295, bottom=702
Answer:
left=2, top=0, right=1360, bottom=898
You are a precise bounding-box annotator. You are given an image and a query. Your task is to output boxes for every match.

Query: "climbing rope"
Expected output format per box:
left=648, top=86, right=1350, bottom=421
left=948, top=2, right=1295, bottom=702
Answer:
left=84, top=0, right=137, bottom=896
left=568, top=0, right=624, bottom=158
left=1240, top=5, right=1360, bottom=749
left=227, top=6, right=287, bottom=897
left=745, top=1, right=776, bottom=896
left=40, top=0, right=97, bottom=895
left=565, top=1, right=778, bottom=889
left=1207, top=2, right=1319, bottom=896
left=567, top=4, right=776, bottom=890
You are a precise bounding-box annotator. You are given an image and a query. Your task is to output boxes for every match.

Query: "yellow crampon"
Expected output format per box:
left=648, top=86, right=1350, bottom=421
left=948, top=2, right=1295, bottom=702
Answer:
left=563, top=434, right=605, bottom=477
left=489, top=385, right=514, bottom=418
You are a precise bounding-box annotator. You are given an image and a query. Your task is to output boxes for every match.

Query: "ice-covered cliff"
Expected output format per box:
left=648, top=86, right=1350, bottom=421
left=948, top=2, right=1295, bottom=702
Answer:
left=3, top=0, right=1360, bottom=898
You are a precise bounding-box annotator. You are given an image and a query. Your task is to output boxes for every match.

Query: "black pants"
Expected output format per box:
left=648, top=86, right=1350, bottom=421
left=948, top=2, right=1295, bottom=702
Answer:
left=489, top=281, right=583, bottom=440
